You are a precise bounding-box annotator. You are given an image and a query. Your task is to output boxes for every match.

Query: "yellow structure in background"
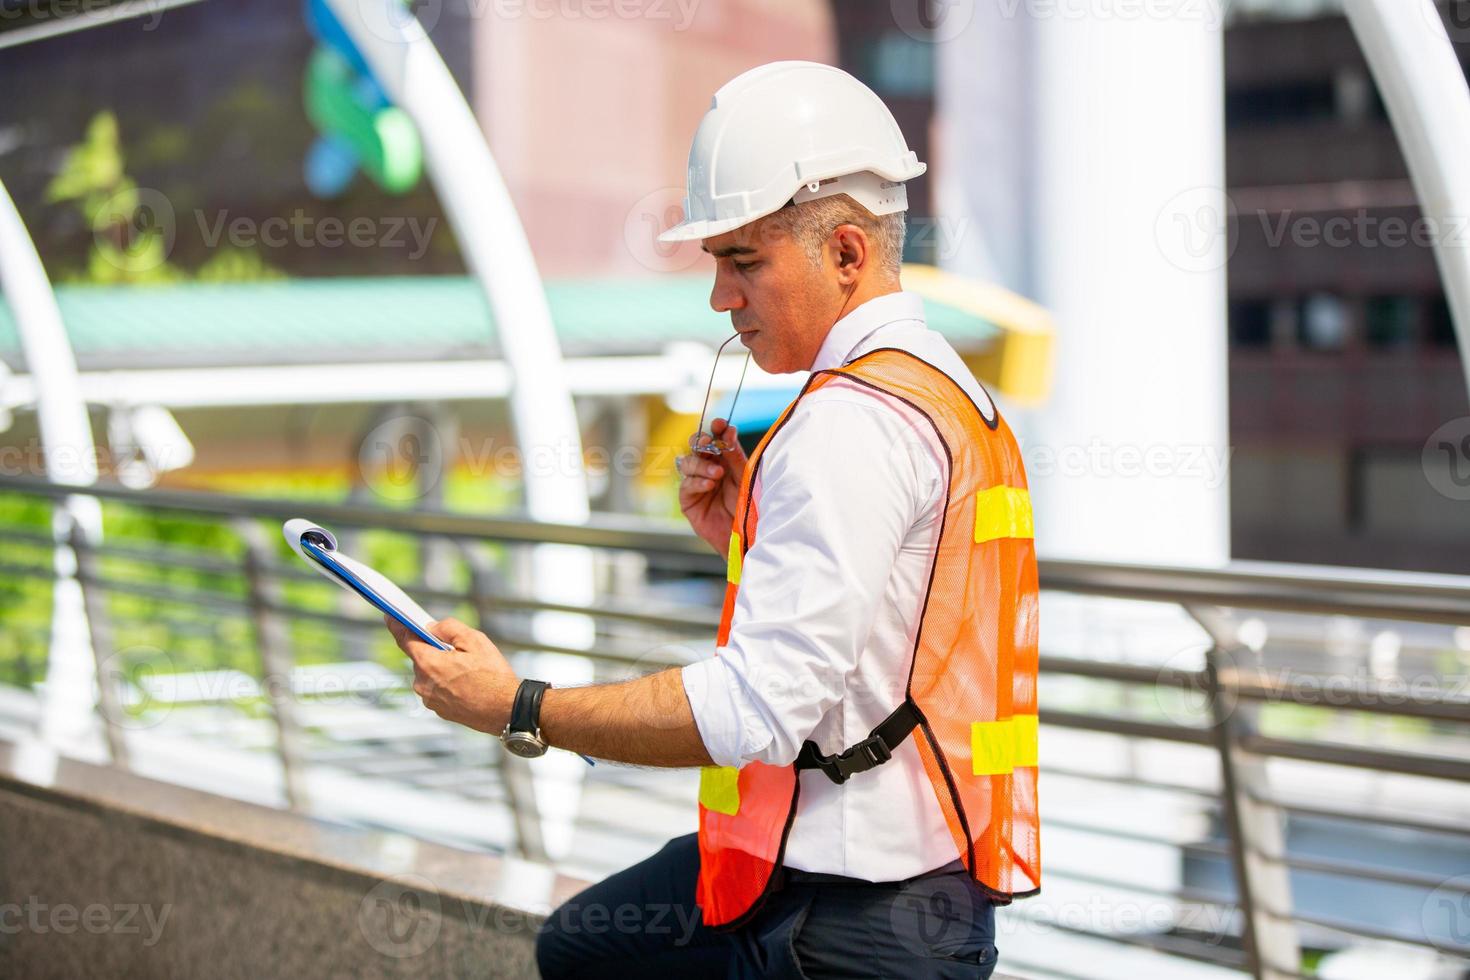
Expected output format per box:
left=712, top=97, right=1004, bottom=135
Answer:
left=902, top=263, right=1056, bottom=407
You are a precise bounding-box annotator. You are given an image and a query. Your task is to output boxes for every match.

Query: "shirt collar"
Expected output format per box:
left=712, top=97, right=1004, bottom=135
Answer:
left=809, top=291, right=927, bottom=373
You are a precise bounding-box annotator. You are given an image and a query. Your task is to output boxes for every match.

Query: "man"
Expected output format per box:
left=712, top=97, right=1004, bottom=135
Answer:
left=385, top=61, right=1039, bottom=979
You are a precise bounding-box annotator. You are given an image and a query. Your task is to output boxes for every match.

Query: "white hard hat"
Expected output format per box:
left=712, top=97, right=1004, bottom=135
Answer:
left=659, top=61, right=927, bottom=244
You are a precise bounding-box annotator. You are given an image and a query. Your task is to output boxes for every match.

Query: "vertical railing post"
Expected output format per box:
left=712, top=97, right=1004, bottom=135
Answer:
left=466, top=546, right=546, bottom=863
left=238, top=519, right=310, bottom=811
left=69, top=520, right=129, bottom=768
left=1203, top=638, right=1300, bottom=980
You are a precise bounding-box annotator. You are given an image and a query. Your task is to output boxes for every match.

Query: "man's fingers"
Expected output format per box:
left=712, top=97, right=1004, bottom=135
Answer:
left=427, top=617, right=490, bottom=653
left=677, top=452, right=723, bottom=493
left=383, top=614, right=437, bottom=666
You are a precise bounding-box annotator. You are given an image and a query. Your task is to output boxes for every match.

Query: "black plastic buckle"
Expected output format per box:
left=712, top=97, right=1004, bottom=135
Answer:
left=828, top=735, right=892, bottom=784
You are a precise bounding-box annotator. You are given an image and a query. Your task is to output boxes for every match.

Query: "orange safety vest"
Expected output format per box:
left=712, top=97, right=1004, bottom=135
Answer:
left=695, top=347, right=1041, bottom=929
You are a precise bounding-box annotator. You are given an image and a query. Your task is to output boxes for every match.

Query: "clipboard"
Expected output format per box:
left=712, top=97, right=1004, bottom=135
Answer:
left=281, top=519, right=596, bottom=767
left=282, top=519, right=453, bottom=651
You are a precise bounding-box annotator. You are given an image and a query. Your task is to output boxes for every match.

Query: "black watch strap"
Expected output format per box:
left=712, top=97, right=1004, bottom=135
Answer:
left=509, top=679, right=550, bottom=737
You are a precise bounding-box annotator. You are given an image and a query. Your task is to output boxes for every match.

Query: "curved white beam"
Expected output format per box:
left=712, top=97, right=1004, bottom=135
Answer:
left=1344, top=0, right=1470, bottom=398
left=323, top=0, right=595, bottom=860
left=0, top=177, right=105, bottom=757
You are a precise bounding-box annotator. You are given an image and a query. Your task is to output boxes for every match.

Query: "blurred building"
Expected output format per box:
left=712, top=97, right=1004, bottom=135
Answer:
left=1224, top=4, right=1470, bottom=573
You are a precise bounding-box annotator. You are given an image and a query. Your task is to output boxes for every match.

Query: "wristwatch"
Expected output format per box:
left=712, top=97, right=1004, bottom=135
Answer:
left=501, top=679, right=550, bottom=759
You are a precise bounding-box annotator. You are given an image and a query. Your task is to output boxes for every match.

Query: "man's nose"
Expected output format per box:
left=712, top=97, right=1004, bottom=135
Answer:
left=709, top=266, right=745, bottom=314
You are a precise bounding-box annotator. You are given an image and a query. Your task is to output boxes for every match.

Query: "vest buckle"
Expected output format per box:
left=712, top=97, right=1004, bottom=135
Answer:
left=798, top=734, right=893, bottom=785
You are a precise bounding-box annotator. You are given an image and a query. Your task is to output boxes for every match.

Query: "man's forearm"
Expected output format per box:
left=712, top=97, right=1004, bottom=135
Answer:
left=539, top=667, right=716, bottom=768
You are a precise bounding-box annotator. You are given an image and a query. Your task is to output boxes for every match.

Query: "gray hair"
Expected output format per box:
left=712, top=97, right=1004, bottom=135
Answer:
left=766, top=194, right=906, bottom=279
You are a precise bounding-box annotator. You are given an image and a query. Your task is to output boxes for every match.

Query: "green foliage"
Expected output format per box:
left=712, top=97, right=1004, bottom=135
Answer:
left=44, top=110, right=283, bottom=285
left=0, top=466, right=516, bottom=693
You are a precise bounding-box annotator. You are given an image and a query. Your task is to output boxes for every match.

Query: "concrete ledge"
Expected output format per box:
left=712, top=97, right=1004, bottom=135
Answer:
left=0, top=738, right=588, bottom=979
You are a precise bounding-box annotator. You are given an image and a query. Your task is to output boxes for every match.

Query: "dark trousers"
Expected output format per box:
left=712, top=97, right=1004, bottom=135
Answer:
left=535, top=833, right=998, bottom=979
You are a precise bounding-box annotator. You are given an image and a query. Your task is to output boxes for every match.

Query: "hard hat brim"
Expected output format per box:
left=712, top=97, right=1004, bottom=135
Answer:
left=656, top=212, right=774, bottom=245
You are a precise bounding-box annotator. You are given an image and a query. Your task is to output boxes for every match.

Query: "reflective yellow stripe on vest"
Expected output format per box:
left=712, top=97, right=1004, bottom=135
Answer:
left=974, top=486, right=1033, bottom=544
left=971, top=714, right=1039, bottom=775
left=727, top=531, right=742, bottom=585
left=699, top=765, right=741, bottom=815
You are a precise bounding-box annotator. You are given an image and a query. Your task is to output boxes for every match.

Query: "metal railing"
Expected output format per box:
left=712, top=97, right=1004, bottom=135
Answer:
left=1, top=473, right=1468, bottom=980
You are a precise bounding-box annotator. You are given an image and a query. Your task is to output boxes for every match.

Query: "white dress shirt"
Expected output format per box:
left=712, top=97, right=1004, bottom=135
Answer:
left=681, top=290, right=999, bottom=881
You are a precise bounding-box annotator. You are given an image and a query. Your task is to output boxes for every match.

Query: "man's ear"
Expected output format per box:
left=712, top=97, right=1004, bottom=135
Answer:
left=830, top=224, right=868, bottom=284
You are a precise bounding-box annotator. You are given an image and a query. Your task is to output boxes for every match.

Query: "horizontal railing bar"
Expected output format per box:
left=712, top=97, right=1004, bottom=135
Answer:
left=1267, top=906, right=1470, bottom=959
left=2, top=540, right=722, bottom=636
left=1038, top=654, right=1198, bottom=688
left=999, top=910, right=1249, bottom=970
left=1256, top=848, right=1470, bottom=893
left=0, top=475, right=719, bottom=558
left=1239, top=733, right=1470, bottom=783
left=9, top=476, right=1470, bottom=624
left=1042, top=555, right=1470, bottom=626
left=0, top=526, right=58, bottom=547
left=1044, top=865, right=1239, bottom=907
left=90, top=539, right=244, bottom=575
left=1042, top=764, right=1221, bottom=799
left=1249, top=792, right=1470, bottom=840
left=1041, top=815, right=1232, bottom=855
left=39, top=572, right=694, bottom=670
left=1038, top=708, right=1214, bottom=746
left=1225, top=669, right=1470, bottom=724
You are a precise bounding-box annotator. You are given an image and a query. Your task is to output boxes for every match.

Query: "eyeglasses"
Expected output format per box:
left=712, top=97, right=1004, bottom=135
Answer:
left=689, top=332, right=752, bottom=456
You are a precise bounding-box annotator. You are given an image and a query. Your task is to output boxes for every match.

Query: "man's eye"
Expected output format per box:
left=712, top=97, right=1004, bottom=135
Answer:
left=733, top=260, right=758, bottom=272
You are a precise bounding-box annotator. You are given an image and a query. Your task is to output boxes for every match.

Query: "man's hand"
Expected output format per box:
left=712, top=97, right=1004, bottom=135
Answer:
left=677, top=417, right=748, bottom=555
left=384, top=615, right=518, bottom=735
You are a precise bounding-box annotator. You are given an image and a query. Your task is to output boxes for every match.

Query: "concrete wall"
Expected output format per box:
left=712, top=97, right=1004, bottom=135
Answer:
left=0, top=741, right=582, bottom=979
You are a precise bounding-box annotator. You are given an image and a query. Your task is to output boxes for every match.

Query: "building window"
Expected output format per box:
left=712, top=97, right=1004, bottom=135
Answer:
left=1298, top=293, right=1350, bottom=351
left=1225, top=80, right=1337, bottom=128
left=1230, top=299, right=1273, bottom=348
left=1428, top=294, right=1459, bottom=350
left=1364, top=295, right=1417, bottom=349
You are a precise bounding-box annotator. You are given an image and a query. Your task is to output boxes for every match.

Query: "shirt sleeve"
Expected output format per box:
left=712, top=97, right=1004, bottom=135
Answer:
left=681, top=383, right=942, bottom=768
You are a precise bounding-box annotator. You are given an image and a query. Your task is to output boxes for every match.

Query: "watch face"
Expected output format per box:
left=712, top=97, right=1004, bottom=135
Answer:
left=503, top=733, right=547, bottom=758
